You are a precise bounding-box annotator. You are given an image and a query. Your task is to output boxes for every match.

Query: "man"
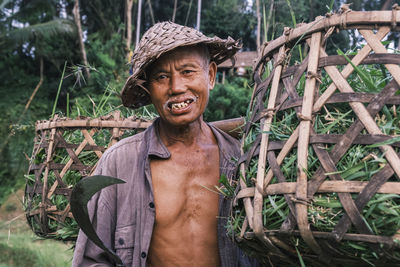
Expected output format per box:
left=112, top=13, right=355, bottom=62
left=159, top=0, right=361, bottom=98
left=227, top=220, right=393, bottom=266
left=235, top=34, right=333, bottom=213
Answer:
left=72, top=21, right=257, bottom=267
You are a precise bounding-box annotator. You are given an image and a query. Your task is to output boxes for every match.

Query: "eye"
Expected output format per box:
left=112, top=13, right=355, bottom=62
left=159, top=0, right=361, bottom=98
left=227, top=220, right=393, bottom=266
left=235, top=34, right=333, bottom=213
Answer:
left=182, top=69, right=194, bottom=75
left=155, top=74, right=168, bottom=80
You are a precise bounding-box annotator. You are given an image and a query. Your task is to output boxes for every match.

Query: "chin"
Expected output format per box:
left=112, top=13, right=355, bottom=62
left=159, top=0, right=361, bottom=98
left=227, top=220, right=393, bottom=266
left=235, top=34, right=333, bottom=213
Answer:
left=159, top=105, right=205, bottom=126
left=162, top=113, right=203, bottom=127
left=163, top=117, right=199, bottom=127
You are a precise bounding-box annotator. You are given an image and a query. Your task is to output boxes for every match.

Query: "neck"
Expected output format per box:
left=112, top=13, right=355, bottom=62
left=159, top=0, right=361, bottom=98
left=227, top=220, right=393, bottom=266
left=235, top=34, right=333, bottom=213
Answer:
left=157, top=117, right=210, bottom=147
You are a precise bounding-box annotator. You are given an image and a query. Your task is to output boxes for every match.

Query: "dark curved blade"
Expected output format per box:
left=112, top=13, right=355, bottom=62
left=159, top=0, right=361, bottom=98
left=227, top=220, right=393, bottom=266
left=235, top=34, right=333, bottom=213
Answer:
left=70, top=175, right=126, bottom=267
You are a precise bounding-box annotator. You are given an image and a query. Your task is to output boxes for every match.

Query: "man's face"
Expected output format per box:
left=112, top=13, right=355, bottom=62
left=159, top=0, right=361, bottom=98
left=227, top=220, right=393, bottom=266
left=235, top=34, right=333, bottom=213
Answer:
left=148, top=45, right=217, bottom=127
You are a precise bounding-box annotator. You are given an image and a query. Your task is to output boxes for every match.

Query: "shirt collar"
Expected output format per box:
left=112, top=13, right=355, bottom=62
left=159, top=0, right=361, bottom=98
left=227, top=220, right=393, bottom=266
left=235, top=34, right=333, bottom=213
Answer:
left=208, top=122, right=240, bottom=163
left=146, top=118, right=171, bottom=159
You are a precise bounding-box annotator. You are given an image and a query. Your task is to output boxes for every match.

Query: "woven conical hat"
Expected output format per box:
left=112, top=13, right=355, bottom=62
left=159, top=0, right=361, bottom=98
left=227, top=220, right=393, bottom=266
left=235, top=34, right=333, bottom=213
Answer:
left=121, top=21, right=241, bottom=109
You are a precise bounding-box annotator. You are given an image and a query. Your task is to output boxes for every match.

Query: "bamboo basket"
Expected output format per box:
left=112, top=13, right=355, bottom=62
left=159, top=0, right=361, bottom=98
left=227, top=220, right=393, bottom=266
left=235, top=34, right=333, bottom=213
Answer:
left=24, top=112, right=152, bottom=240
left=232, top=8, right=400, bottom=266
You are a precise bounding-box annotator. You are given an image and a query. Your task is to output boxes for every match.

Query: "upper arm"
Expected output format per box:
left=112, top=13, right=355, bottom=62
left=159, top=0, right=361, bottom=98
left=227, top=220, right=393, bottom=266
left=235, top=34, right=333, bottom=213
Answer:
left=73, top=138, right=141, bottom=266
left=72, top=153, right=118, bottom=266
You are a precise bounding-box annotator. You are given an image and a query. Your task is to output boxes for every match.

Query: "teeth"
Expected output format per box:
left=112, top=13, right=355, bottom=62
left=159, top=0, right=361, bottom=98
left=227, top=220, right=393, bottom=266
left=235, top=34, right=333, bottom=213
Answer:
left=172, top=101, right=189, bottom=110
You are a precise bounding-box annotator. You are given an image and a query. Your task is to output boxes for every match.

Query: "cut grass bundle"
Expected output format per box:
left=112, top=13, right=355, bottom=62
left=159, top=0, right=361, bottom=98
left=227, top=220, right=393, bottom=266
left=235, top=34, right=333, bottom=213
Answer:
left=230, top=11, right=400, bottom=266
left=24, top=112, right=152, bottom=241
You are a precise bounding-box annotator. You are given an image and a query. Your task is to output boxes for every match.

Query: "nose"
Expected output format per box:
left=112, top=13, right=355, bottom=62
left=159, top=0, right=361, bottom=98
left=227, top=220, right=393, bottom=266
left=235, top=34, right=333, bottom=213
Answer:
left=169, top=73, right=186, bottom=95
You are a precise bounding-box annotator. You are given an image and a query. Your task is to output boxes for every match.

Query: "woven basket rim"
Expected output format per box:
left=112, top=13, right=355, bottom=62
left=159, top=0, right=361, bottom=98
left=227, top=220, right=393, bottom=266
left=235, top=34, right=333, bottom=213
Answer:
left=256, top=10, right=400, bottom=71
left=35, top=116, right=153, bottom=131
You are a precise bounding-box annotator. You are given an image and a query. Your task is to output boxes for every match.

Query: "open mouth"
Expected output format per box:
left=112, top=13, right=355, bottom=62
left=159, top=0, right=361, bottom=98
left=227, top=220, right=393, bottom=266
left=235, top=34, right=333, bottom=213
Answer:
left=167, top=97, right=196, bottom=111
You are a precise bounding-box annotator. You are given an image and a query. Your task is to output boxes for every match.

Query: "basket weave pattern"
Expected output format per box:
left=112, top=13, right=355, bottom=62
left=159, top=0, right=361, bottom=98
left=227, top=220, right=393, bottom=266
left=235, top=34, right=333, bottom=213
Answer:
left=24, top=112, right=151, bottom=239
left=234, top=10, right=400, bottom=265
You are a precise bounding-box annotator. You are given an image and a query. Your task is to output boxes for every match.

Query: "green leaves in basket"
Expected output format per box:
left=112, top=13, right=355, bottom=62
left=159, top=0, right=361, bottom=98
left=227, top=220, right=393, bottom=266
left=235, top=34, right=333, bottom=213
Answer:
left=295, top=245, right=306, bottom=267
left=367, top=136, right=400, bottom=148
left=337, top=48, right=376, bottom=92
left=217, top=174, right=235, bottom=197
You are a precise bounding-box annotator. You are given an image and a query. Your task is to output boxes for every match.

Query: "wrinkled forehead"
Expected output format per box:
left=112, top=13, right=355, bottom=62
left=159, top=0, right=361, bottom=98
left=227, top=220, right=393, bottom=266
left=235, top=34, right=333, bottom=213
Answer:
left=146, top=44, right=210, bottom=75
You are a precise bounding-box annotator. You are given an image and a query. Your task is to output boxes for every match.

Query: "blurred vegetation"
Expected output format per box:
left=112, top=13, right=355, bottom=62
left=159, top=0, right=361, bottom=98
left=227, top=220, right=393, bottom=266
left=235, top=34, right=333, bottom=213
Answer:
left=0, top=0, right=395, bottom=208
left=0, top=228, right=72, bottom=267
left=204, top=76, right=252, bottom=121
left=0, top=187, right=73, bottom=267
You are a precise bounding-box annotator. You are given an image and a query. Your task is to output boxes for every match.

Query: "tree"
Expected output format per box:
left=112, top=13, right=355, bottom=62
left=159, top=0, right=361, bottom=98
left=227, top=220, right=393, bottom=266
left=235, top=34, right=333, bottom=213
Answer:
left=201, top=0, right=256, bottom=50
left=126, top=0, right=135, bottom=54
left=204, top=77, right=251, bottom=121
left=256, top=0, right=261, bottom=52
left=136, top=0, right=143, bottom=47
left=172, top=0, right=178, bottom=22
left=196, top=0, right=201, bottom=30
left=73, top=0, right=90, bottom=78
left=0, top=0, right=80, bottom=204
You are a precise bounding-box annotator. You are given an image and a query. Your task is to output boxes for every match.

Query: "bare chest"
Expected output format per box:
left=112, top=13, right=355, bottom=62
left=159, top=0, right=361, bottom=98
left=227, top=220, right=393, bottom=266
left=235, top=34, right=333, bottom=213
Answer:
left=147, top=141, right=221, bottom=266
left=149, top=146, right=220, bottom=225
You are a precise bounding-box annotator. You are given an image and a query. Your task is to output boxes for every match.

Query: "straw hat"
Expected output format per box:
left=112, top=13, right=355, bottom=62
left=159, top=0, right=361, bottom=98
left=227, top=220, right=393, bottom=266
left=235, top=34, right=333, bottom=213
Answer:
left=121, top=21, right=242, bottom=109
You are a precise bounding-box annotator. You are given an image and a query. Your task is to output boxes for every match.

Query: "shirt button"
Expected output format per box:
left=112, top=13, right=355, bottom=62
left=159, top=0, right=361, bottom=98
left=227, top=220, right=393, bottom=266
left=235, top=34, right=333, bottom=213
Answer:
left=149, top=202, right=155, bottom=208
left=118, top=238, right=124, bottom=245
left=141, top=252, right=147, bottom=258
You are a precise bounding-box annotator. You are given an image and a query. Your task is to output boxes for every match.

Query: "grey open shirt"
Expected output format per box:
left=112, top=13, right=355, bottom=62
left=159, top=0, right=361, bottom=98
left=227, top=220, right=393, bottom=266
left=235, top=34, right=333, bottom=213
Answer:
left=72, top=119, right=259, bottom=267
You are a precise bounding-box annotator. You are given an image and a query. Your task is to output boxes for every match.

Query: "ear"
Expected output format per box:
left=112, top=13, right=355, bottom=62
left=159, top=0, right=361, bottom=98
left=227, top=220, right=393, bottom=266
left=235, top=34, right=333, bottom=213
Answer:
left=208, top=61, right=217, bottom=90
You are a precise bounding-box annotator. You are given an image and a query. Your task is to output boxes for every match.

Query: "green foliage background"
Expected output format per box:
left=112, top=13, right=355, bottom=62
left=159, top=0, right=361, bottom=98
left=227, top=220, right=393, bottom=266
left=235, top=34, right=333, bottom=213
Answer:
left=204, top=76, right=252, bottom=121
left=0, top=0, right=394, bottom=207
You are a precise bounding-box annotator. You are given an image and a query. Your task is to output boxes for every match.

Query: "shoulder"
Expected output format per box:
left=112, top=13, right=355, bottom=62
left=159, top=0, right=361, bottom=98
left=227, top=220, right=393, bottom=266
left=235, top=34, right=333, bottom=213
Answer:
left=95, top=122, right=156, bottom=173
left=98, top=132, right=143, bottom=164
left=208, top=123, right=240, bottom=159
left=106, top=130, right=145, bottom=156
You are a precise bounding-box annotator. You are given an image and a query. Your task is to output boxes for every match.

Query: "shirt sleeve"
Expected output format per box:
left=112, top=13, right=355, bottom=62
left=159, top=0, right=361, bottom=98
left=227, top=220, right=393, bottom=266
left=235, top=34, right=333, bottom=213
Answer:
left=72, top=154, right=118, bottom=267
left=238, top=247, right=262, bottom=267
